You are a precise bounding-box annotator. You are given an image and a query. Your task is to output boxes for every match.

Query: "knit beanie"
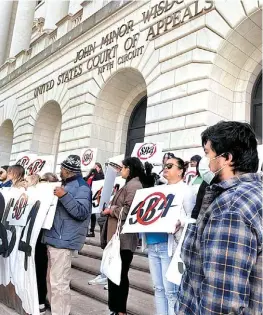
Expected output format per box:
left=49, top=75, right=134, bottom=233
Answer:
left=61, top=155, right=81, bottom=173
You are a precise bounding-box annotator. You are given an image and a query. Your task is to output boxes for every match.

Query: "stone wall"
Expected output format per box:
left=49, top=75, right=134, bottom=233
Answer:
left=0, top=0, right=262, bottom=167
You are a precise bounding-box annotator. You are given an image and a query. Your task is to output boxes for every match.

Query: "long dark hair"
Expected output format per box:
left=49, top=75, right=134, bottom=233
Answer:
left=95, top=162, right=104, bottom=175
left=122, top=157, right=155, bottom=188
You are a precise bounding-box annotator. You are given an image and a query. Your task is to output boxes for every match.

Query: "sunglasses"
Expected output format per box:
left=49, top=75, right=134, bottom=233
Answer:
left=164, top=163, right=179, bottom=170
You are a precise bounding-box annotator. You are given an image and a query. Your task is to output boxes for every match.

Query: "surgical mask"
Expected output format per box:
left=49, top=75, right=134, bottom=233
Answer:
left=199, top=156, right=215, bottom=184
left=199, top=154, right=226, bottom=184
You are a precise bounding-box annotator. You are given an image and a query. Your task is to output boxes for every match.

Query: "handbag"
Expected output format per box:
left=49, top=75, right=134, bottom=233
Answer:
left=100, top=208, right=123, bottom=285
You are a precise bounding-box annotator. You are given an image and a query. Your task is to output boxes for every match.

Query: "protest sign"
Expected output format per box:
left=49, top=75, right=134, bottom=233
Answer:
left=122, top=184, right=185, bottom=234
left=0, top=183, right=58, bottom=315
left=99, top=165, right=118, bottom=211
left=15, top=153, right=37, bottom=169
left=16, top=154, right=55, bottom=176
left=114, top=176, right=126, bottom=190
left=91, top=175, right=126, bottom=214
left=6, top=189, right=37, bottom=227
left=39, top=182, right=60, bottom=230
left=91, top=179, right=104, bottom=214
left=132, top=142, right=163, bottom=164
left=166, top=218, right=196, bottom=285
left=107, top=154, right=124, bottom=166
left=27, top=155, right=55, bottom=176
left=81, top=148, right=97, bottom=171
left=184, top=167, right=197, bottom=185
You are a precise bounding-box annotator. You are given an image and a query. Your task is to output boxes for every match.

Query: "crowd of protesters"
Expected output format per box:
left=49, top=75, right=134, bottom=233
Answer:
left=0, top=121, right=262, bottom=315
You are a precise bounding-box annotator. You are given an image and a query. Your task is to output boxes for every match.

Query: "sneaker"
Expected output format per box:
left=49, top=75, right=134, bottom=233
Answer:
left=88, top=274, right=107, bottom=285
left=87, top=232, right=95, bottom=237
left=39, top=304, right=46, bottom=314
left=104, top=284, right=108, bottom=290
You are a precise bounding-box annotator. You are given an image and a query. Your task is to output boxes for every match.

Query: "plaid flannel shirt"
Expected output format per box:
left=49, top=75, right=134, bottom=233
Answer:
left=178, top=173, right=262, bottom=314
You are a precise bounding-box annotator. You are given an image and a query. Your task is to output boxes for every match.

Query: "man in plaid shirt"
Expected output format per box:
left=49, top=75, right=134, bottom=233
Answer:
left=178, top=121, right=262, bottom=314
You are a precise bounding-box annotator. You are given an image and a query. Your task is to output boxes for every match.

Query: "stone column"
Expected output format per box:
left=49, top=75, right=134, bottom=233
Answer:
left=0, top=1, right=13, bottom=65
left=43, top=0, right=69, bottom=32
left=9, top=0, right=36, bottom=59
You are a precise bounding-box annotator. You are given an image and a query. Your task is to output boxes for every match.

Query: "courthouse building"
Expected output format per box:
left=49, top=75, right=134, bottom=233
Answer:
left=0, top=0, right=262, bottom=169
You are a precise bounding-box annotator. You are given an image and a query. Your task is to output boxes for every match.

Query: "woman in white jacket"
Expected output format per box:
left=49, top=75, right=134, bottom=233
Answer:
left=143, top=155, right=195, bottom=315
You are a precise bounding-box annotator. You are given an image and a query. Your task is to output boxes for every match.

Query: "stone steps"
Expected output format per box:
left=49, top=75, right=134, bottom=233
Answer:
left=72, top=253, right=153, bottom=295
left=45, top=290, right=109, bottom=315
left=71, top=269, right=154, bottom=315
left=68, top=231, right=155, bottom=315
left=80, top=244, right=150, bottom=273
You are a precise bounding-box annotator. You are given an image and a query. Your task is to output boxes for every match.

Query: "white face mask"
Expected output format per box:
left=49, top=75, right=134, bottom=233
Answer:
left=199, top=154, right=226, bottom=184
left=199, top=156, right=215, bottom=184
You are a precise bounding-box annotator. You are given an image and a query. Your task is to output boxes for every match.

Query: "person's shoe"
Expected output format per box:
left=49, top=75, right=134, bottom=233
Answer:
left=87, top=232, right=95, bottom=237
left=39, top=304, right=46, bottom=314
left=104, top=284, right=108, bottom=290
left=88, top=274, right=107, bottom=285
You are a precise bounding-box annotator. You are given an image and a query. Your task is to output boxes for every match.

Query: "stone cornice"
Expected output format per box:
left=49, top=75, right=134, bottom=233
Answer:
left=0, top=1, right=132, bottom=89
left=81, top=1, right=92, bottom=8
left=30, top=32, right=48, bottom=47
left=56, top=14, right=73, bottom=27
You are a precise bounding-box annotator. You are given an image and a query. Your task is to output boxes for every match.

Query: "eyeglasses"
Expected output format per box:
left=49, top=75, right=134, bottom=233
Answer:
left=163, top=163, right=179, bottom=170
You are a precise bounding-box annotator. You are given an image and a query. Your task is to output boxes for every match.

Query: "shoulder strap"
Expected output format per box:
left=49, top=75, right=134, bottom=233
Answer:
left=115, top=207, right=124, bottom=238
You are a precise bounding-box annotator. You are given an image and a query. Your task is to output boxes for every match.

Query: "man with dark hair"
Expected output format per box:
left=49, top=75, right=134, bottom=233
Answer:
left=178, top=121, right=262, bottom=314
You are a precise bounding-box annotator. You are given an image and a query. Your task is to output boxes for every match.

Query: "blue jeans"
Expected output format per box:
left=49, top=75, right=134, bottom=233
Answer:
left=148, top=242, right=178, bottom=315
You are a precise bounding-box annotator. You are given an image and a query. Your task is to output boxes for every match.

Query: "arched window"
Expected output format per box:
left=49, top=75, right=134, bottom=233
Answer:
left=251, top=73, right=262, bottom=144
left=125, top=96, right=147, bottom=157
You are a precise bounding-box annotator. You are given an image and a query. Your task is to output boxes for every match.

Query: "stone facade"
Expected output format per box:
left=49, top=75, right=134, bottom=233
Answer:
left=0, top=0, right=262, bottom=170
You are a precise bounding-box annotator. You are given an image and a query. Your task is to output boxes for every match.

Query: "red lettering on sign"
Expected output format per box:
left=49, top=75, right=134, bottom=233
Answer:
left=27, top=159, right=46, bottom=175
left=137, top=143, right=157, bottom=160
left=82, top=149, right=93, bottom=166
left=136, top=192, right=167, bottom=225
left=12, top=194, right=28, bottom=220
left=16, top=156, right=30, bottom=168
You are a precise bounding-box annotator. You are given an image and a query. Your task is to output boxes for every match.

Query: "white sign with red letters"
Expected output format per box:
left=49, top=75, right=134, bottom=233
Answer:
left=91, top=175, right=126, bottom=214
left=122, top=184, right=185, bottom=234
left=0, top=184, right=58, bottom=315
left=81, top=148, right=98, bottom=171
left=15, top=154, right=55, bottom=176
left=184, top=167, right=197, bottom=185
left=132, top=142, right=163, bottom=164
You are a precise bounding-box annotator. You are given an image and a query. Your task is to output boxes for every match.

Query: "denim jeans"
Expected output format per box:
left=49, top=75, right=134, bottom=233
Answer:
left=148, top=242, right=179, bottom=315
